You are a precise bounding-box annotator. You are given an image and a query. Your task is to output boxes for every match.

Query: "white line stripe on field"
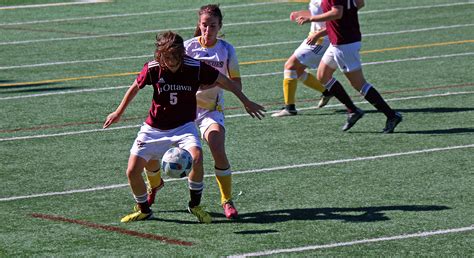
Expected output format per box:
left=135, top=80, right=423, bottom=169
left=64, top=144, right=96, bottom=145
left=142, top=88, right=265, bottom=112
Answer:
left=237, top=23, right=474, bottom=48
left=2, top=23, right=473, bottom=70
left=0, top=91, right=473, bottom=142
left=1, top=51, right=472, bottom=101
left=1, top=1, right=473, bottom=46
left=1, top=143, right=473, bottom=202
left=0, top=2, right=279, bottom=26
left=1, top=2, right=471, bottom=26
left=0, top=19, right=288, bottom=46
left=0, top=85, right=130, bottom=100
left=0, top=0, right=109, bottom=10
left=229, top=225, right=474, bottom=257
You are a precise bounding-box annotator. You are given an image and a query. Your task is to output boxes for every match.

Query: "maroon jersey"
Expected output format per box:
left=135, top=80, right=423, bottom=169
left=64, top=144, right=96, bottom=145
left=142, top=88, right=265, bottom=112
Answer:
left=136, top=56, right=219, bottom=130
left=322, top=0, right=361, bottom=45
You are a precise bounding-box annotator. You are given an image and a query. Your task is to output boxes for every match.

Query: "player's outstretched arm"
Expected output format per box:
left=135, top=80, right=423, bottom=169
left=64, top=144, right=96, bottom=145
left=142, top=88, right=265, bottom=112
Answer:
left=103, top=80, right=140, bottom=128
left=214, top=73, right=266, bottom=120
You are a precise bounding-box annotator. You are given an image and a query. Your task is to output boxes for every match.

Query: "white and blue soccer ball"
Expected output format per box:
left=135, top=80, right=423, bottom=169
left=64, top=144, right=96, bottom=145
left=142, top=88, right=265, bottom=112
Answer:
left=161, top=147, right=193, bottom=178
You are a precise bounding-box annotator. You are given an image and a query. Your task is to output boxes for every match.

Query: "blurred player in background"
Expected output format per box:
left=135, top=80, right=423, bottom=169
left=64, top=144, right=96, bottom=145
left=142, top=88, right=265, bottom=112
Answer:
left=182, top=4, right=241, bottom=219
left=273, top=0, right=364, bottom=132
left=297, top=0, right=402, bottom=133
left=103, top=31, right=265, bottom=223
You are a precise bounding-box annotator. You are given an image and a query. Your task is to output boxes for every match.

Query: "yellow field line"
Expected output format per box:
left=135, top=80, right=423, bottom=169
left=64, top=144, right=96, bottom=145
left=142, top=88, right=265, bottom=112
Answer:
left=1, top=39, right=473, bottom=87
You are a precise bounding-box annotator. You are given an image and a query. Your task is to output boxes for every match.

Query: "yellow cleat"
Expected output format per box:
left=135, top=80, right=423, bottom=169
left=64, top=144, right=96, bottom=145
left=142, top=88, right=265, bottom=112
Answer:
left=120, top=210, right=153, bottom=223
left=188, top=206, right=212, bottom=224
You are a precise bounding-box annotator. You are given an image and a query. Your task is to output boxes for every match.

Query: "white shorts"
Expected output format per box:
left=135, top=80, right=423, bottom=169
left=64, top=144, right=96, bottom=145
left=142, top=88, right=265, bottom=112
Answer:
left=130, top=122, right=201, bottom=162
left=293, top=37, right=329, bottom=69
left=195, top=107, right=225, bottom=139
left=322, top=41, right=362, bottom=73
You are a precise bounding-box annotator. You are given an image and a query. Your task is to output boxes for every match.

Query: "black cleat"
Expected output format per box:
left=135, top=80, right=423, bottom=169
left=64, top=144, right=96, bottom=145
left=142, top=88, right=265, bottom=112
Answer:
left=342, top=108, right=364, bottom=131
left=383, top=112, right=403, bottom=133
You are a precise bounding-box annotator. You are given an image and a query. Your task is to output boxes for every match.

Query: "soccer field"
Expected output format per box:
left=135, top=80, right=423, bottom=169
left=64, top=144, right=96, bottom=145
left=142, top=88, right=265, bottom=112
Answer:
left=1, top=0, right=473, bottom=256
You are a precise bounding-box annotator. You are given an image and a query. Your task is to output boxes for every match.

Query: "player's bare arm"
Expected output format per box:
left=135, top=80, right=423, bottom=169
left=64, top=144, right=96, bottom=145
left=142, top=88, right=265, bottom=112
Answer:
left=213, top=73, right=266, bottom=119
left=290, top=10, right=310, bottom=21
left=296, top=5, right=343, bottom=24
left=103, top=80, right=140, bottom=129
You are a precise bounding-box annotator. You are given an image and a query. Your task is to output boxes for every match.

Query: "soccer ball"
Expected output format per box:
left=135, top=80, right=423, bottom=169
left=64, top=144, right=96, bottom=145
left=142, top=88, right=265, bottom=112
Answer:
left=161, top=147, right=193, bottom=178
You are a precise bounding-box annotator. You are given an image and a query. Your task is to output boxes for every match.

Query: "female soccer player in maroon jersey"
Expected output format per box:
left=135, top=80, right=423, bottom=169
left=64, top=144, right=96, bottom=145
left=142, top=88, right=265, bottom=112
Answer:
left=297, top=0, right=402, bottom=133
left=103, top=31, right=265, bottom=223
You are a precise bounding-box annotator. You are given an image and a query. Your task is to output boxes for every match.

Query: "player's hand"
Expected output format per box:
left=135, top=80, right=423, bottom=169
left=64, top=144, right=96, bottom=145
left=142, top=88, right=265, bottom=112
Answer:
left=244, top=101, right=266, bottom=120
left=296, top=16, right=310, bottom=25
left=289, top=12, right=298, bottom=21
left=103, top=112, right=121, bottom=129
left=306, top=34, right=320, bottom=45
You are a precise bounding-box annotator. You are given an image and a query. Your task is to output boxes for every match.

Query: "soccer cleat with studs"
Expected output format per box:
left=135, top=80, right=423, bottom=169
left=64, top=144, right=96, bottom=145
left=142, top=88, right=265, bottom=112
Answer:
left=120, top=210, right=153, bottom=223
left=188, top=205, right=212, bottom=224
left=383, top=112, right=403, bottom=133
left=342, top=108, right=364, bottom=131
left=223, top=201, right=238, bottom=219
left=316, top=94, right=333, bottom=109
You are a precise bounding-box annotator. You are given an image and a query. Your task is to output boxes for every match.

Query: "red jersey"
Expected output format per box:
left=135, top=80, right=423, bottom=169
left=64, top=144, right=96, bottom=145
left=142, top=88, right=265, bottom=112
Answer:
left=322, top=0, right=361, bottom=45
left=136, top=56, right=219, bottom=130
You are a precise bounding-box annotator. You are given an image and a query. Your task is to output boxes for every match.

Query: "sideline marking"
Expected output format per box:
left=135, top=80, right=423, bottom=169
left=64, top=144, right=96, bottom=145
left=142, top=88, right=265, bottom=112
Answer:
left=229, top=225, right=474, bottom=257
left=2, top=143, right=473, bottom=201
left=30, top=213, right=194, bottom=246
left=0, top=18, right=288, bottom=46
left=0, top=1, right=110, bottom=10
left=0, top=2, right=278, bottom=26
left=1, top=2, right=471, bottom=26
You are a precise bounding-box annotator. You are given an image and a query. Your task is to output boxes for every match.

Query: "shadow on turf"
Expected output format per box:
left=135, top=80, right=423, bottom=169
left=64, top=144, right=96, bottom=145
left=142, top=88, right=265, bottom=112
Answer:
left=334, top=107, right=474, bottom=114
left=154, top=205, right=450, bottom=224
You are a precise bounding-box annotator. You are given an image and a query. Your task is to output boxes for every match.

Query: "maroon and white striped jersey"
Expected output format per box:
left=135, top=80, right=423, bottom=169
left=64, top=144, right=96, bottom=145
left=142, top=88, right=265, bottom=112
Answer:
left=136, top=56, right=219, bottom=130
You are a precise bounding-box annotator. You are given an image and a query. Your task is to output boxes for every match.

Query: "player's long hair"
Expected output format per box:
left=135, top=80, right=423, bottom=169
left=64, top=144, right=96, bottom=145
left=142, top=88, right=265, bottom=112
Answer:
left=154, top=31, right=185, bottom=69
left=193, top=4, right=224, bottom=38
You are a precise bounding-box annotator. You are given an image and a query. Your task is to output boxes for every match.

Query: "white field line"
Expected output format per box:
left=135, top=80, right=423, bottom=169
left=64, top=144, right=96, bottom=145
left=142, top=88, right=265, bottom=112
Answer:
left=1, top=2, right=471, bottom=26
left=0, top=0, right=109, bottom=10
left=1, top=1, right=473, bottom=46
left=1, top=143, right=473, bottom=202
left=0, top=2, right=279, bottom=26
left=0, top=19, right=288, bottom=46
left=2, top=23, right=474, bottom=70
left=1, top=52, right=472, bottom=101
left=1, top=91, right=473, bottom=142
left=229, top=225, right=474, bottom=257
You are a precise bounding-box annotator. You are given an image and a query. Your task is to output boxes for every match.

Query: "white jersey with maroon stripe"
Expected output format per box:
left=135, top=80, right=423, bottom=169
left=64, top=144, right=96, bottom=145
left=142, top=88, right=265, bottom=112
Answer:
left=309, top=0, right=326, bottom=33
left=184, top=36, right=240, bottom=111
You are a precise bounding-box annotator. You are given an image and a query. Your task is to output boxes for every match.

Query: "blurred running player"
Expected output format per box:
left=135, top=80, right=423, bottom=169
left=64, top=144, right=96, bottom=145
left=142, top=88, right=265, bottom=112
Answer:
left=273, top=0, right=364, bottom=132
left=297, top=0, right=402, bottom=133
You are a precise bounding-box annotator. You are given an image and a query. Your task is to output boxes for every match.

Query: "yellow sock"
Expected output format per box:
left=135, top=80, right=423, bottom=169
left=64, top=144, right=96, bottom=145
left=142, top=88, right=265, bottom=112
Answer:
left=215, top=168, right=232, bottom=204
left=145, top=169, right=162, bottom=189
left=299, top=71, right=325, bottom=93
left=283, top=70, right=298, bottom=105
